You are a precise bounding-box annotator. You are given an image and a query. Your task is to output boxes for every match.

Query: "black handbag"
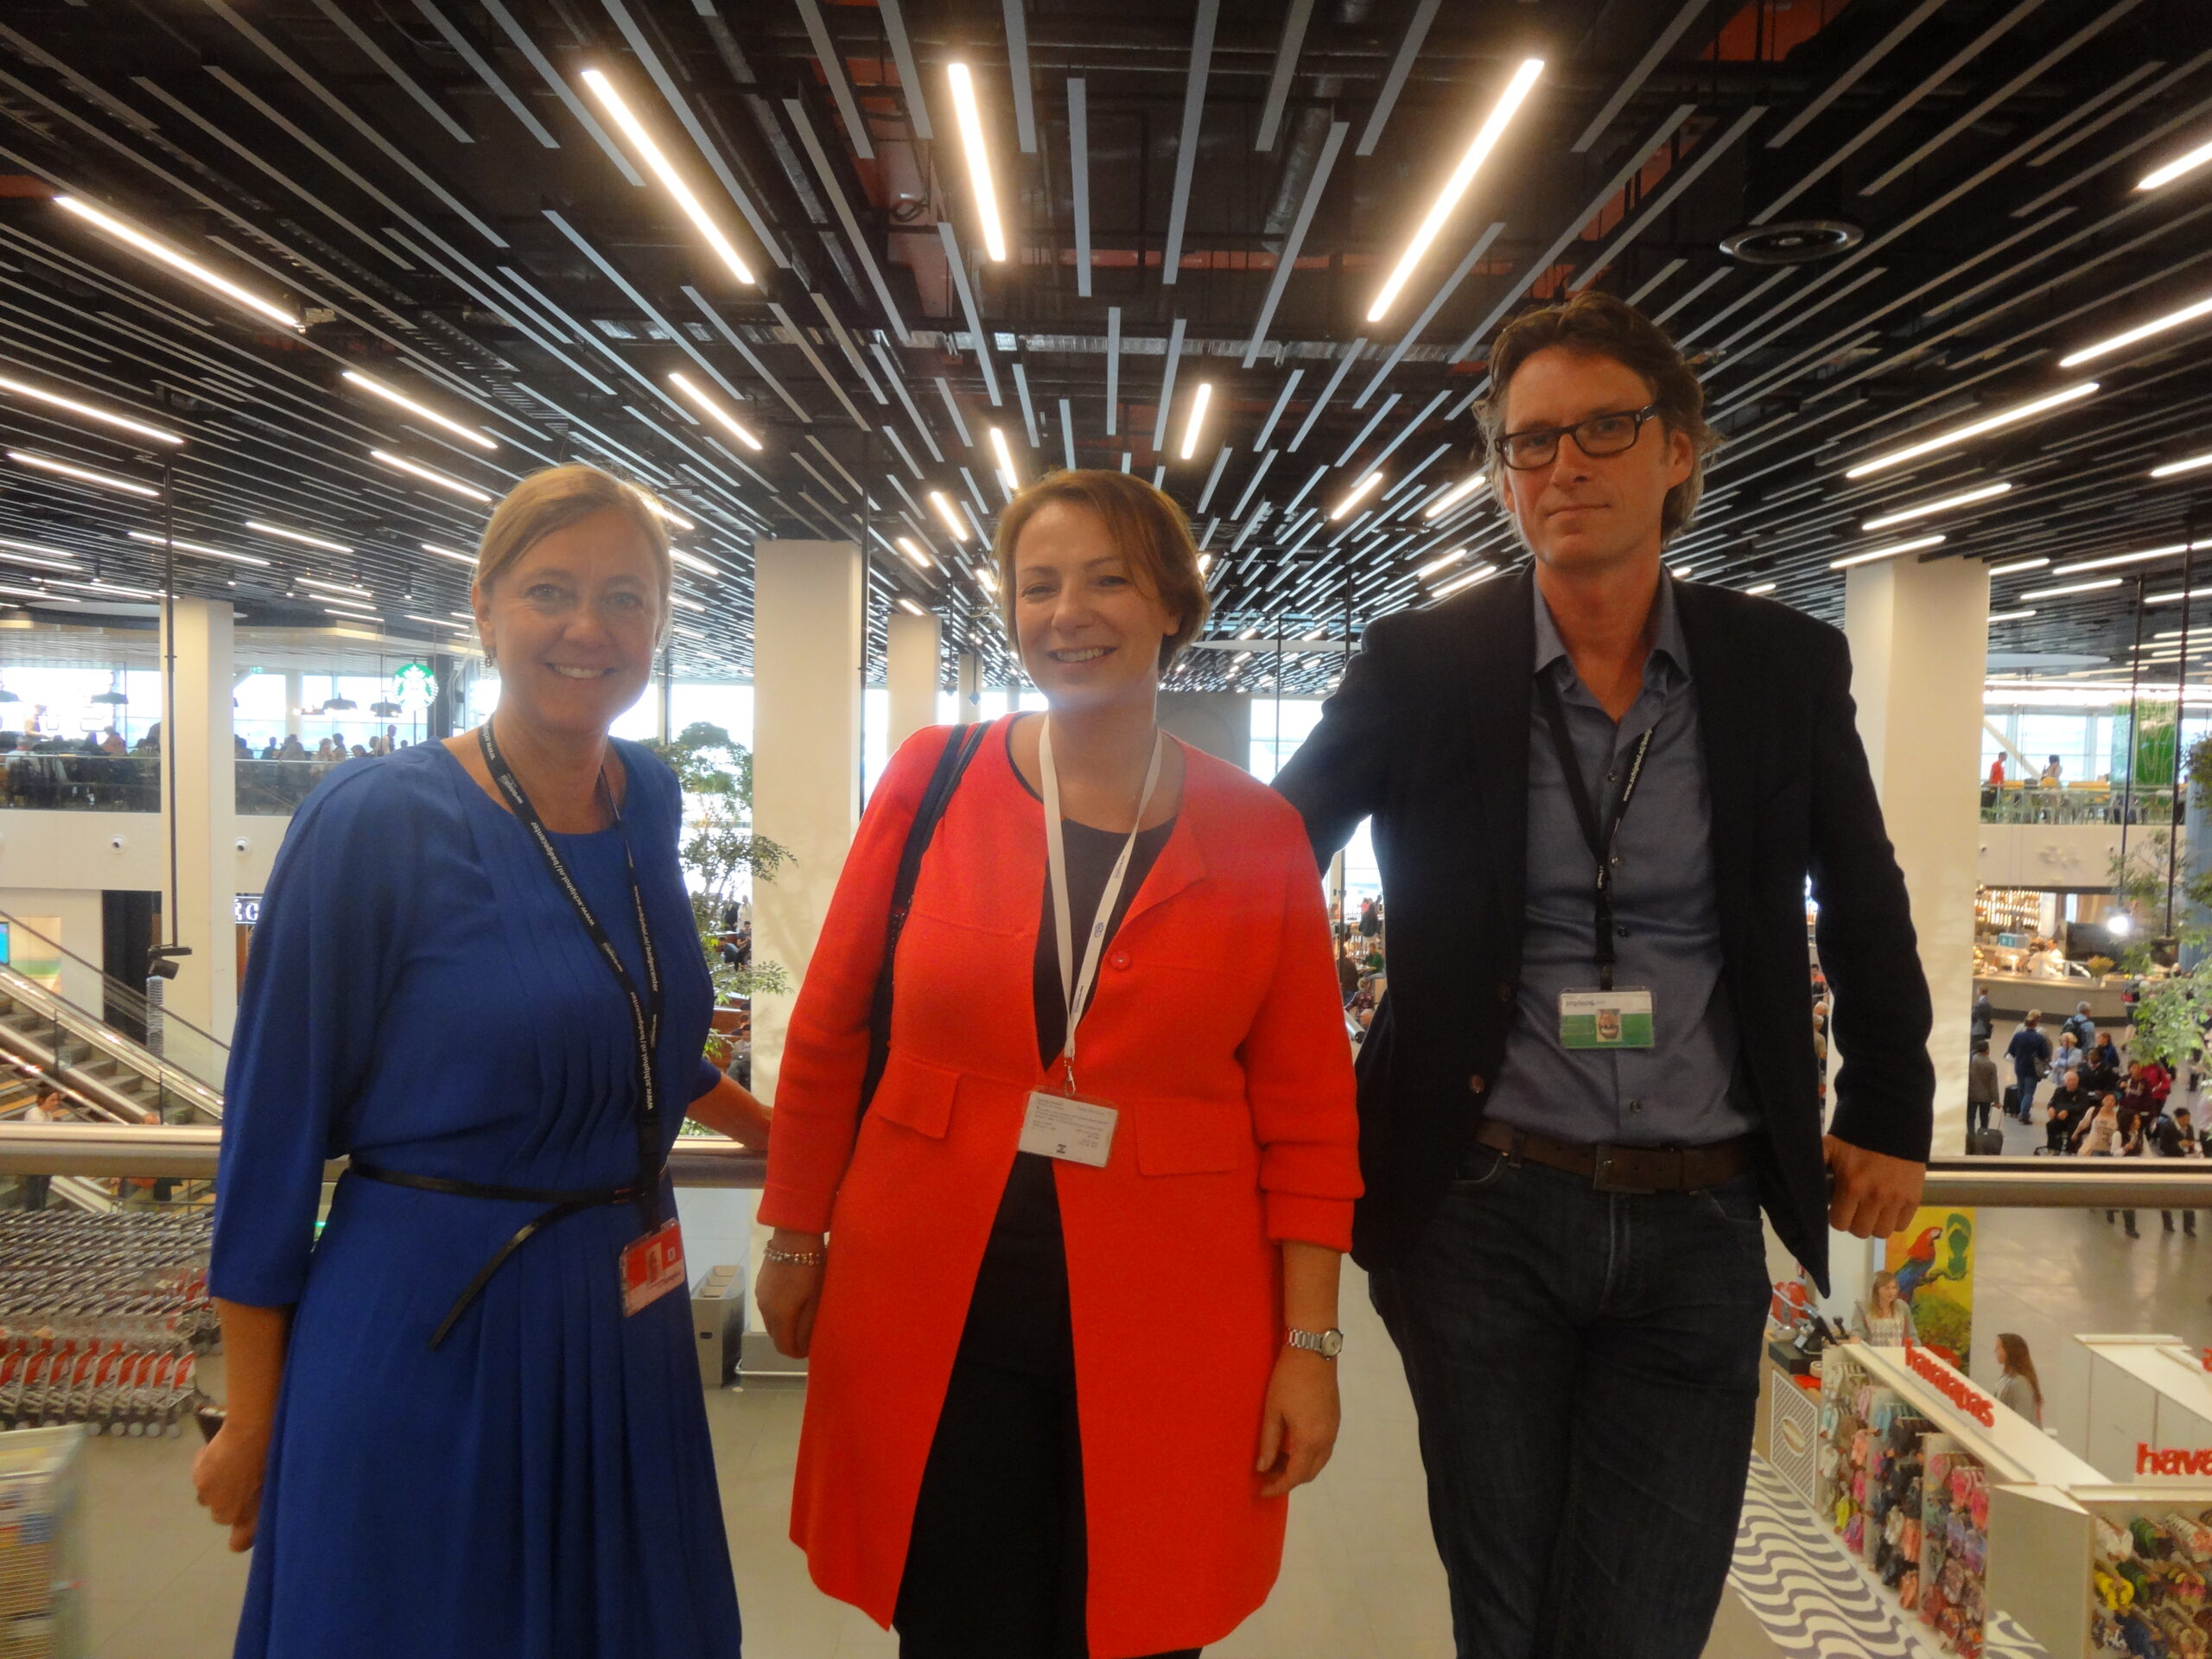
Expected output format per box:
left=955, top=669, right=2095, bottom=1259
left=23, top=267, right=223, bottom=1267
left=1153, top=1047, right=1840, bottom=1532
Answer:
left=857, top=721, right=990, bottom=1116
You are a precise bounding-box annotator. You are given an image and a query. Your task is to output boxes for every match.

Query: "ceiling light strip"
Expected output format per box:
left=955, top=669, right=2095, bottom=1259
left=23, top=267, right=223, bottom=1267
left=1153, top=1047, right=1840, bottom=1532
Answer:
left=0, top=370, right=183, bottom=445
left=1158, top=0, right=1220, bottom=283
left=581, top=68, right=756, bottom=286
left=340, top=369, right=496, bottom=450
left=52, top=194, right=301, bottom=330
left=1859, top=480, right=2012, bottom=531
left=946, top=63, right=1009, bottom=262
left=1842, top=383, right=2098, bottom=478
left=8, top=450, right=158, bottom=497
left=248, top=519, right=351, bottom=554
left=371, top=448, right=493, bottom=503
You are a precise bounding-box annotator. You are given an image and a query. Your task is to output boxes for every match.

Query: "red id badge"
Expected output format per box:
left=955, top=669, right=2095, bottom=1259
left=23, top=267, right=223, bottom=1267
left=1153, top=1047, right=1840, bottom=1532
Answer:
left=619, top=1217, right=686, bottom=1316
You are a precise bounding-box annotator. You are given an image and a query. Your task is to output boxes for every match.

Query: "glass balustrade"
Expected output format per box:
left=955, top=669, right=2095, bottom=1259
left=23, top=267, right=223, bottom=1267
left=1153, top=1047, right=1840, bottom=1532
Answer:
left=1980, top=783, right=2179, bottom=825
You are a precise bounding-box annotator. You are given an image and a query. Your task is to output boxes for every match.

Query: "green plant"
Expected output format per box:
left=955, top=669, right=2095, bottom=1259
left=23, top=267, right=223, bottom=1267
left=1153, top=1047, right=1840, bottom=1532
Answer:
left=645, top=721, right=792, bottom=1007
left=2085, top=955, right=2115, bottom=977
left=2132, top=963, right=2212, bottom=1072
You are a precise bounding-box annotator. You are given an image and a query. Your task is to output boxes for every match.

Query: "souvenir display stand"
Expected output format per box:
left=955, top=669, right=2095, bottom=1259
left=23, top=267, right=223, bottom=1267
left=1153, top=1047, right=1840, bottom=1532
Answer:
left=0, top=1424, right=85, bottom=1657
left=2075, top=1337, right=2212, bottom=1482
left=1987, top=1483, right=2212, bottom=1658
left=1821, top=1340, right=2103, bottom=1657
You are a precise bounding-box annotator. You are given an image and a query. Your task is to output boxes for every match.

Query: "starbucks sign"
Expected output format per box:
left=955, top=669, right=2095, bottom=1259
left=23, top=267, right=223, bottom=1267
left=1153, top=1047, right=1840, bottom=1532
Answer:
left=393, top=662, right=436, bottom=710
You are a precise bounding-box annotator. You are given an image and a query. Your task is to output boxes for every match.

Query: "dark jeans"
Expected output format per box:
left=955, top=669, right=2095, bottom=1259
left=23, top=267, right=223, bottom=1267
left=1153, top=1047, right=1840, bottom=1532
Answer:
left=2012, top=1072, right=2040, bottom=1118
left=1369, top=1142, right=1772, bottom=1659
left=1967, top=1099, right=1994, bottom=1136
left=893, top=1164, right=1199, bottom=1659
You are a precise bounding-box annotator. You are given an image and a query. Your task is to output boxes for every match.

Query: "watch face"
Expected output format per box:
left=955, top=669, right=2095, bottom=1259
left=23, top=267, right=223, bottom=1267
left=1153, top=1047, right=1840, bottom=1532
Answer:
left=1320, top=1329, right=1344, bottom=1358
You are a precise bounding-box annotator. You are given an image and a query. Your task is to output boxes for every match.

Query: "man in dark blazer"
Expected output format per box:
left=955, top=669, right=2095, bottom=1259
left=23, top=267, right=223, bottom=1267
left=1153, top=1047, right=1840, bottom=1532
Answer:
left=1274, top=290, right=1933, bottom=1658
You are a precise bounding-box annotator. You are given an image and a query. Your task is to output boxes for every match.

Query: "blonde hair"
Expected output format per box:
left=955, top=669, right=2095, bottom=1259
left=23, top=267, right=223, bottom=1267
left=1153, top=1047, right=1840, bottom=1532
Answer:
left=993, top=469, right=1210, bottom=671
left=473, top=464, right=674, bottom=632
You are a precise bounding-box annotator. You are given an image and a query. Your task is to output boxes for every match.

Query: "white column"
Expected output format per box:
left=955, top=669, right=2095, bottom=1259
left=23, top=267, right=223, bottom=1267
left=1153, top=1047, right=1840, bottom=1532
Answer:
left=161, top=598, right=239, bottom=1044
left=885, top=611, right=942, bottom=751
left=955, top=648, right=982, bottom=724
left=282, top=671, right=302, bottom=741
left=1840, top=556, right=1989, bottom=1295
left=749, top=541, right=865, bottom=1106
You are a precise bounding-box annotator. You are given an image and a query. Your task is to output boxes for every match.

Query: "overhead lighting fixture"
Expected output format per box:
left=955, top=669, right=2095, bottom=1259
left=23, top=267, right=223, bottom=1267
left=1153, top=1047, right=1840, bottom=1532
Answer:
left=580, top=68, right=756, bottom=286
left=0, top=538, right=85, bottom=572
left=49, top=577, right=161, bottom=599
left=0, top=371, right=184, bottom=446
left=1197, top=552, right=1213, bottom=576
left=0, top=584, right=77, bottom=606
left=405, top=613, right=473, bottom=631
left=127, top=530, right=269, bottom=566
left=8, top=450, right=159, bottom=497
left=320, top=601, right=379, bottom=619
left=248, top=519, right=353, bottom=555
left=53, top=194, right=301, bottom=331
left=633, top=492, right=696, bottom=531
left=669, top=547, right=718, bottom=576
left=1424, top=473, right=1489, bottom=520
left=2058, top=292, right=2212, bottom=368
left=1179, top=383, right=1213, bottom=462
left=2053, top=540, right=2203, bottom=576
left=1827, top=532, right=1947, bottom=570
left=1844, top=383, right=2099, bottom=479
left=371, top=448, right=493, bottom=503
left=988, top=426, right=1021, bottom=491
left=929, top=489, right=970, bottom=542
left=667, top=372, right=763, bottom=451
left=897, top=596, right=927, bottom=617
left=895, top=536, right=932, bottom=569
left=1988, top=556, right=2050, bottom=576
left=340, top=370, right=498, bottom=452
left=2152, top=448, right=2212, bottom=480
left=669, top=593, right=706, bottom=613
left=1987, top=608, right=2037, bottom=624
left=2020, top=576, right=2124, bottom=601
left=421, top=541, right=477, bottom=567
left=1671, top=563, right=1700, bottom=580
left=976, top=563, right=998, bottom=594
left=1330, top=471, right=1384, bottom=520
left=1859, top=480, right=2012, bottom=532
left=298, top=575, right=372, bottom=598
left=1367, top=58, right=1545, bottom=322
left=1745, top=582, right=1777, bottom=595
left=1429, top=563, right=1503, bottom=601
left=2148, top=585, right=2212, bottom=605
left=1416, top=549, right=1470, bottom=580
left=946, top=63, right=1008, bottom=262
left=2139, top=133, right=2212, bottom=192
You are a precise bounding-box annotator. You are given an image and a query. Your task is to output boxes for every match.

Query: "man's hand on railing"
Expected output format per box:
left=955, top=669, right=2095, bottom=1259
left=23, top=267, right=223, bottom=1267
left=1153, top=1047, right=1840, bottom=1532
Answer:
left=1824, top=1135, right=1927, bottom=1239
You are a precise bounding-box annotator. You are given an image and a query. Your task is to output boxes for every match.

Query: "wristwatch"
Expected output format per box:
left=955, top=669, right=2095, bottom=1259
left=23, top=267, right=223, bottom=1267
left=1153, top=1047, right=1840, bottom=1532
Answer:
left=1287, top=1327, right=1344, bottom=1359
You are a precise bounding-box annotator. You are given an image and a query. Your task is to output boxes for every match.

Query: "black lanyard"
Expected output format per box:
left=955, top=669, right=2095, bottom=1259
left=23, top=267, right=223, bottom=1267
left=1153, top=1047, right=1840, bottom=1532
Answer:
left=1535, top=673, right=1654, bottom=994
left=478, top=721, right=664, bottom=1234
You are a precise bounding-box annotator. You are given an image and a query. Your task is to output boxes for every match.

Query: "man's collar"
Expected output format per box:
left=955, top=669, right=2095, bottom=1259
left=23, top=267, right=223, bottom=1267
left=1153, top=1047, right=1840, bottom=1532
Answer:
left=1531, top=567, right=1689, bottom=679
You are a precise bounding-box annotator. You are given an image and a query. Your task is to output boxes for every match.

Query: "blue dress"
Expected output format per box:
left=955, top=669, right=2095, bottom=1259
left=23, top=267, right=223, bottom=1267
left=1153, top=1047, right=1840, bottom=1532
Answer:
left=213, top=740, right=743, bottom=1659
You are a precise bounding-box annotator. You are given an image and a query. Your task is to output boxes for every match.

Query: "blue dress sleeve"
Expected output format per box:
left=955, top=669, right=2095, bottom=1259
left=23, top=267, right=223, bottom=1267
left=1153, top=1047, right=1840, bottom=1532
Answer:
left=210, top=761, right=422, bottom=1306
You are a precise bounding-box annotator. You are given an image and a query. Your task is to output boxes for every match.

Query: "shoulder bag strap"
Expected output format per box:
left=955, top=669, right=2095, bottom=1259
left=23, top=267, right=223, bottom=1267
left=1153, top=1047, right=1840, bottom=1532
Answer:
left=858, top=722, right=990, bottom=1116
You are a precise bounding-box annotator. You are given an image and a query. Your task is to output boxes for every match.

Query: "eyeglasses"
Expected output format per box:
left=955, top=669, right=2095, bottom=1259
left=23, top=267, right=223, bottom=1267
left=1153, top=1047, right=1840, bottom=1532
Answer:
left=1495, top=404, right=1662, bottom=471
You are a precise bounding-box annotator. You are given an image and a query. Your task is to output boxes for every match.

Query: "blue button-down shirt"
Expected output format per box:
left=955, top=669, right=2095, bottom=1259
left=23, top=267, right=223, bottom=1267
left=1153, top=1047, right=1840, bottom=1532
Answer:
left=1483, top=576, right=1757, bottom=1148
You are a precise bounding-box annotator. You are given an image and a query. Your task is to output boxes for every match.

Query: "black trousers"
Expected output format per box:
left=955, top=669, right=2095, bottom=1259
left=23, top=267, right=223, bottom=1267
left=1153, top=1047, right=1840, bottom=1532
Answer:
left=893, top=1157, right=1200, bottom=1659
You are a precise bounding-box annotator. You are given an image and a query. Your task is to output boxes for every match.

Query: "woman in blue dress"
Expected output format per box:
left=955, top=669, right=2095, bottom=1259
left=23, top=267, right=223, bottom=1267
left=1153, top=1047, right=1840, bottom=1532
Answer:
left=193, top=464, right=765, bottom=1658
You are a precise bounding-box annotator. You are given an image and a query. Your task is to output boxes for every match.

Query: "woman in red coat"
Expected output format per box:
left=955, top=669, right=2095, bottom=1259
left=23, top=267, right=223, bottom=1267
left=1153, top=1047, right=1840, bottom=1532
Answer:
left=756, top=470, right=1362, bottom=1658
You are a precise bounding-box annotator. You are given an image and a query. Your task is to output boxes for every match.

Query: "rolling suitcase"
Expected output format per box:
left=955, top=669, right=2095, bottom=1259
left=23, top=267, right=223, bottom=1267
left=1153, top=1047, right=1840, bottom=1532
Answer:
left=1967, top=1127, right=2005, bottom=1155
left=2002, top=1083, right=2020, bottom=1117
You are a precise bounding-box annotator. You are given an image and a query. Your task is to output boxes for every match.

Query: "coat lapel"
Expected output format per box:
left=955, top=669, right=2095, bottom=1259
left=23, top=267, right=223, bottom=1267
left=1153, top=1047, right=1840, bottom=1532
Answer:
left=1470, top=569, right=1536, bottom=950
left=1120, top=744, right=1210, bottom=931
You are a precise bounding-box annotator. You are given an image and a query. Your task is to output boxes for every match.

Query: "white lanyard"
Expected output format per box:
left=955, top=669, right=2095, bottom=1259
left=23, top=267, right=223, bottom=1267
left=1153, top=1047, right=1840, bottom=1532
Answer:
left=1039, top=717, right=1164, bottom=1093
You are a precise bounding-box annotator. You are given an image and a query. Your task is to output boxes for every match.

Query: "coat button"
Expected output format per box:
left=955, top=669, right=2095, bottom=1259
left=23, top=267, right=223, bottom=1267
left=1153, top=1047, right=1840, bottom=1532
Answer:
left=1496, top=982, right=1514, bottom=1004
left=1109, top=950, right=1132, bottom=970
left=1469, top=1074, right=1487, bottom=1095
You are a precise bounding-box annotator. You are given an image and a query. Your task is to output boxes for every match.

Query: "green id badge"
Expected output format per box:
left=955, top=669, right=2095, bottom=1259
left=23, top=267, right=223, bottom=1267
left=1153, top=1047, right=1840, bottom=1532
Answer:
left=1560, top=988, right=1655, bottom=1049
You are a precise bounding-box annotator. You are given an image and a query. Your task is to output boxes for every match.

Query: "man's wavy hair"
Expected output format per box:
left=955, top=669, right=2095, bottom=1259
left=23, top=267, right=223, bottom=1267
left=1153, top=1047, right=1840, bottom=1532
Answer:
left=1478, top=290, right=1720, bottom=543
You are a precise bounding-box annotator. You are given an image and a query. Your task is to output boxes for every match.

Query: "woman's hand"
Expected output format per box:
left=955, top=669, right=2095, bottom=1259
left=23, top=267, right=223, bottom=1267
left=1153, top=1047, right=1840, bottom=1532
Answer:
left=689, top=1073, right=772, bottom=1150
left=756, top=1231, right=826, bottom=1357
left=1255, top=1349, right=1339, bottom=1498
left=192, top=1418, right=270, bottom=1552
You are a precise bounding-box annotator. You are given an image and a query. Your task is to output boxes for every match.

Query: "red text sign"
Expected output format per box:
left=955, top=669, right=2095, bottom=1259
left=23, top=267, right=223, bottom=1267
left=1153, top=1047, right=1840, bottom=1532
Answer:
left=2138, top=1443, right=2212, bottom=1477
left=1903, top=1341, right=1999, bottom=1427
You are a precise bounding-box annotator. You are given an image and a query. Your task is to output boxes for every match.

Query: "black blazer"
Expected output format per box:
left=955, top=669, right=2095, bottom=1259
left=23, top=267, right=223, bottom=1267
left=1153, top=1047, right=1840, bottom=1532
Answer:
left=1273, top=568, right=1934, bottom=1291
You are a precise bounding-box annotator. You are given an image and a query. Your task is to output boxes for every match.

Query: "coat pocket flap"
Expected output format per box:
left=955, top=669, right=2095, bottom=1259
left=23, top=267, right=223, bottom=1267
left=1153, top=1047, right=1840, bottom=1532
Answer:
left=1133, top=1097, right=1255, bottom=1175
left=869, top=1054, right=963, bottom=1139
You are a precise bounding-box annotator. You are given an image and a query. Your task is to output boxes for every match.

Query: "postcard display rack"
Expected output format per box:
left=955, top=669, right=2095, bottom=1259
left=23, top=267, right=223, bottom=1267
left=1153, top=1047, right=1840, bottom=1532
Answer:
left=1820, top=1341, right=2105, bottom=1657
left=0, top=1425, right=85, bottom=1657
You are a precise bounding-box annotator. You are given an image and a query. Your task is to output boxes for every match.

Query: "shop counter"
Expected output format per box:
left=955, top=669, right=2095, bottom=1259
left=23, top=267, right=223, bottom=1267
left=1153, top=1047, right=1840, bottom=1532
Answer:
left=2077, top=1336, right=2212, bottom=1482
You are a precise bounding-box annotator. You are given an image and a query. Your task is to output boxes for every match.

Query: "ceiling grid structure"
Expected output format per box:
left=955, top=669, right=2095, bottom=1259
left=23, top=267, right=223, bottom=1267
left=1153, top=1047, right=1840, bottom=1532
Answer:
left=0, top=1, right=2193, bottom=694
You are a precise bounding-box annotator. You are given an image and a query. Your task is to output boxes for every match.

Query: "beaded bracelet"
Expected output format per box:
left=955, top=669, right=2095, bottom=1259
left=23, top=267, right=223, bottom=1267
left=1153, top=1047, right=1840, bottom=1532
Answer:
left=762, top=1244, right=826, bottom=1268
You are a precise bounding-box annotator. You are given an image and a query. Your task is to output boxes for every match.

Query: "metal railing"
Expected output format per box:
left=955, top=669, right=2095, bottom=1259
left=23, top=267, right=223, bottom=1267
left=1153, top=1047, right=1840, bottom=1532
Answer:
left=0, top=911, right=229, bottom=1102
left=0, top=1133, right=2197, bottom=1208
left=1980, top=783, right=2177, bottom=824
left=0, top=750, right=158, bottom=812
left=234, top=756, right=340, bottom=816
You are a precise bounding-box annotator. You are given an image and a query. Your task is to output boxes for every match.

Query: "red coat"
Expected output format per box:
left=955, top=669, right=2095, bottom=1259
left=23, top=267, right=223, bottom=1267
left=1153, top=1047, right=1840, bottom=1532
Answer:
left=761, top=721, right=1363, bottom=1656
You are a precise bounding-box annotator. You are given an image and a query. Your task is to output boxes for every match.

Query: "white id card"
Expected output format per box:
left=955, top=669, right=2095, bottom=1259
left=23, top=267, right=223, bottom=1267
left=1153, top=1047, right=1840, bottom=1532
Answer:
left=1019, top=1090, right=1119, bottom=1166
left=1560, top=988, right=1656, bottom=1049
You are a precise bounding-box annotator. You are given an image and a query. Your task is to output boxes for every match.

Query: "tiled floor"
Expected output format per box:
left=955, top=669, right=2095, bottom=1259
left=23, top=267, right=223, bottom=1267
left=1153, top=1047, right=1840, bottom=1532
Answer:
left=73, top=1189, right=2211, bottom=1657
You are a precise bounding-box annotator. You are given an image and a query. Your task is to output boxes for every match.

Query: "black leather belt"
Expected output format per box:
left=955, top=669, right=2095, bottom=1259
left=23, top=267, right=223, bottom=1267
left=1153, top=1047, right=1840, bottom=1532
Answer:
left=348, top=1160, right=647, bottom=1350
left=1471, top=1121, right=1757, bottom=1193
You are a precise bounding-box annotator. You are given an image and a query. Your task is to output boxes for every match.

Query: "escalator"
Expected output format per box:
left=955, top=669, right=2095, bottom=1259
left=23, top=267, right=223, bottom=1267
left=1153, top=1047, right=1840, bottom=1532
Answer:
left=0, top=912, right=223, bottom=1212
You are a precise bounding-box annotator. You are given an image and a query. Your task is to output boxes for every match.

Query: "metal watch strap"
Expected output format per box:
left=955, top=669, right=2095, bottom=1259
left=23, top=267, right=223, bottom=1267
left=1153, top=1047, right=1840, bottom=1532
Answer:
left=1287, top=1327, right=1344, bottom=1358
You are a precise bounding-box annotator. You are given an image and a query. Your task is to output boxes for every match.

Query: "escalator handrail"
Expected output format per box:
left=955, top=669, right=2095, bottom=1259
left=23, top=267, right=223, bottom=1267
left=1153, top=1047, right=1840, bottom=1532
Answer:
left=0, top=907, right=232, bottom=1059
left=0, top=965, right=224, bottom=1121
